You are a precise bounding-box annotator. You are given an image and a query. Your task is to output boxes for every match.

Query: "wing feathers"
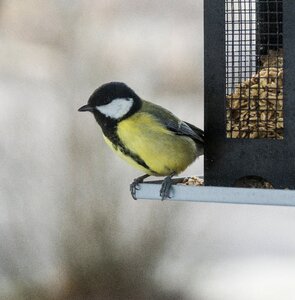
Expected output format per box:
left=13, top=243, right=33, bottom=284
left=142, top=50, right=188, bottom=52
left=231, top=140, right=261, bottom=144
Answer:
left=141, top=100, right=204, bottom=144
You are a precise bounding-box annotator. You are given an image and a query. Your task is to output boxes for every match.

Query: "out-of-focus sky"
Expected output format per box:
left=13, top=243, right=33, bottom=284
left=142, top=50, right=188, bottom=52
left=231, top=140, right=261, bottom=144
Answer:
left=1, top=1, right=295, bottom=299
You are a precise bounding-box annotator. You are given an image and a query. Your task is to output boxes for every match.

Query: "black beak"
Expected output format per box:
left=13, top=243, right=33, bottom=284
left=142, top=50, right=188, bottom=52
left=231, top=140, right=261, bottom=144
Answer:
left=78, top=104, right=94, bottom=112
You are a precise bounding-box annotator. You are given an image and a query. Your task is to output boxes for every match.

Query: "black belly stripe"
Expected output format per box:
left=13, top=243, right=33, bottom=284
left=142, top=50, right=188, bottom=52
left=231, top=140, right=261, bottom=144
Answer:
left=117, top=143, right=151, bottom=171
left=103, top=124, right=154, bottom=173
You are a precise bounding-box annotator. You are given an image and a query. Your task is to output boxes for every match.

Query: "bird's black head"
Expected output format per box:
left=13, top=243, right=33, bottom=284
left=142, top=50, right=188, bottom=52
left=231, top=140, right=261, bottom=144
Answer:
left=78, top=82, right=142, bottom=124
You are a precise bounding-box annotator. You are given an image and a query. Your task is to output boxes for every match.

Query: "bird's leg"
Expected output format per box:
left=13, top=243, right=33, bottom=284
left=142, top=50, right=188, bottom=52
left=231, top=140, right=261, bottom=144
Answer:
left=130, top=174, right=150, bottom=200
left=160, top=172, right=176, bottom=200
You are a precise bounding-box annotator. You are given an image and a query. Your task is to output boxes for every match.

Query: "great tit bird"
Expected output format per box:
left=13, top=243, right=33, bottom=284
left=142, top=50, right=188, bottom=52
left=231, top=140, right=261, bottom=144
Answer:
left=78, top=82, right=204, bottom=200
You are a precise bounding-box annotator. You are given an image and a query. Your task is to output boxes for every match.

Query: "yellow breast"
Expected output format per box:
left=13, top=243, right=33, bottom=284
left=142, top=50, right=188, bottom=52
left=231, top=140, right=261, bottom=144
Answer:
left=104, top=112, right=197, bottom=176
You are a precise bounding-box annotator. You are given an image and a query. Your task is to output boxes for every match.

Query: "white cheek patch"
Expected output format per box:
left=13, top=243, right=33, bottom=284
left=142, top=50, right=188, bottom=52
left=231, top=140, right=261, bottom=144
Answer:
left=96, top=98, right=134, bottom=119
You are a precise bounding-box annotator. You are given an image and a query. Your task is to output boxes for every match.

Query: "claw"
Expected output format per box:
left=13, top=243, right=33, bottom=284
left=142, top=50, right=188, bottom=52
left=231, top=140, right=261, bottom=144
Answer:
left=159, top=172, right=176, bottom=200
left=130, top=181, right=140, bottom=200
left=130, top=174, right=150, bottom=200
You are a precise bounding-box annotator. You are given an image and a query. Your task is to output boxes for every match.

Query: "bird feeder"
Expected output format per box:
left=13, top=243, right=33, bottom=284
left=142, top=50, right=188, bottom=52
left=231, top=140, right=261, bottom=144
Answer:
left=204, top=0, right=295, bottom=189
left=134, top=0, right=295, bottom=205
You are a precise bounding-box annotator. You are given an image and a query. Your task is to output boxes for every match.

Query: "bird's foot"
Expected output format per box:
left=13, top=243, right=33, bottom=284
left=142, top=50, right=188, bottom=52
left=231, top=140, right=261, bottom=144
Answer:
left=130, top=174, right=150, bottom=200
left=130, top=181, right=140, bottom=200
left=160, top=172, right=176, bottom=200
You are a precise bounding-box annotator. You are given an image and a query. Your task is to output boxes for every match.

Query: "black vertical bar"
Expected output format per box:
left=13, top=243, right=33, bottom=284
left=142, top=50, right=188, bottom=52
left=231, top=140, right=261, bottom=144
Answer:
left=284, top=1, right=295, bottom=143
left=204, top=0, right=226, bottom=185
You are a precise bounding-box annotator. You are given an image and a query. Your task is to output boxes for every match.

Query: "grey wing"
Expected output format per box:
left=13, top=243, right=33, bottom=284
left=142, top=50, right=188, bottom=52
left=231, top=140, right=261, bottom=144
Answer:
left=141, top=100, right=204, bottom=144
left=183, top=121, right=204, bottom=143
left=165, top=119, right=204, bottom=144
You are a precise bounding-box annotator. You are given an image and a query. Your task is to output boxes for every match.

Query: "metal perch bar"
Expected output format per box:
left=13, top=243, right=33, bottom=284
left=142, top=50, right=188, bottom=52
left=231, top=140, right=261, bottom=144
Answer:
left=135, top=180, right=295, bottom=207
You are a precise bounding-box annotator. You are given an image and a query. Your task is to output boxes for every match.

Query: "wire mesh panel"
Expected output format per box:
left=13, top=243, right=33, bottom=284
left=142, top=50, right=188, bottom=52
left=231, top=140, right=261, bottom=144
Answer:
left=225, top=0, right=283, bottom=139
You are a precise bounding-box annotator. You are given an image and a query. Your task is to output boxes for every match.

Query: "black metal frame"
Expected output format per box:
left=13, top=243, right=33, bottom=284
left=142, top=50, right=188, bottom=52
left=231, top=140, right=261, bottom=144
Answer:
left=204, top=0, right=295, bottom=188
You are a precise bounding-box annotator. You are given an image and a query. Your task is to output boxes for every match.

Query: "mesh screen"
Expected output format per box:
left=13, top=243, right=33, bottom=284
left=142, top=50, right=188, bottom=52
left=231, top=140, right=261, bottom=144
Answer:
left=225, top=0, right=283, bottom=139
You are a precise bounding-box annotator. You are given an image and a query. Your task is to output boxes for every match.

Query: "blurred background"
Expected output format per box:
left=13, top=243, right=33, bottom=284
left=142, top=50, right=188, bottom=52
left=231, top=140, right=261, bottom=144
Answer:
left=1, top=1, right=295, bottom=299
